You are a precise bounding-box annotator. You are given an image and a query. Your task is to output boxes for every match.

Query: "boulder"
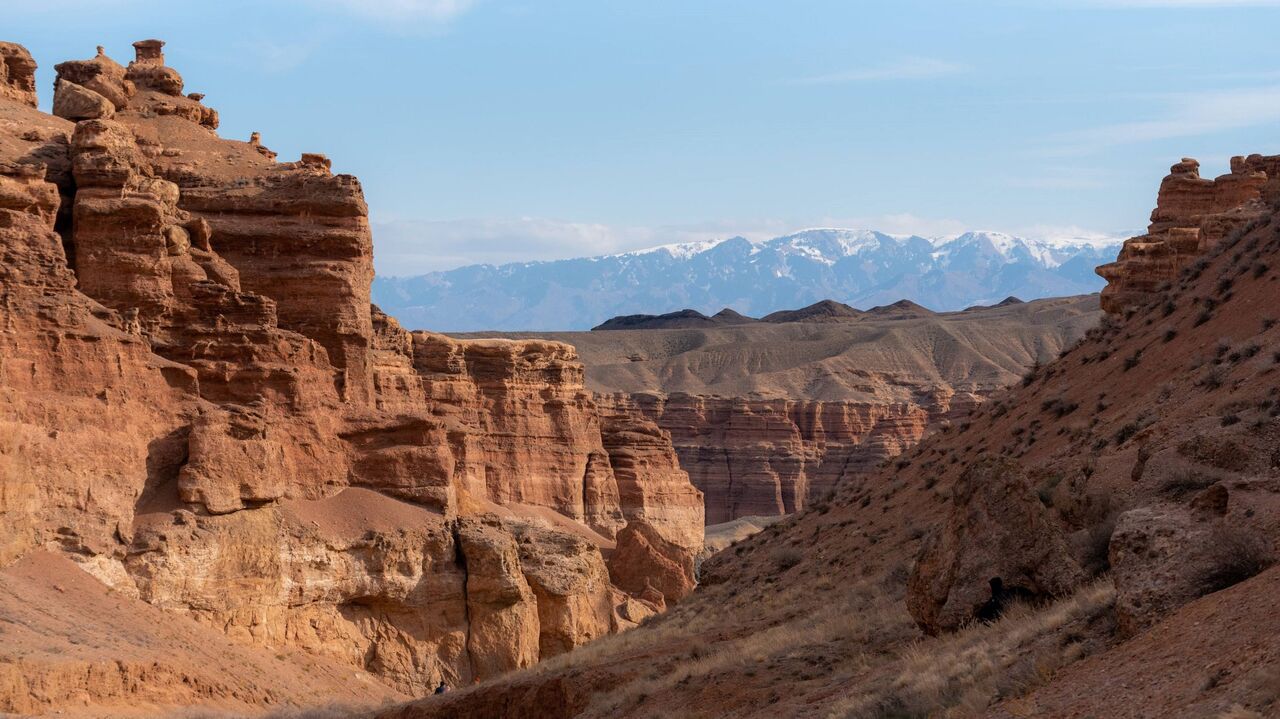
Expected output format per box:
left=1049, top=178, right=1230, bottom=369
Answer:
left=906, top=456, right=1085, bottom=634
left=1108, top=494, right=1267, bottom=637
left=54, top=51, right=135, bottom=110
left=178, top=408, right=293, bottom=514
left=52, top=79, right=114, bottom=121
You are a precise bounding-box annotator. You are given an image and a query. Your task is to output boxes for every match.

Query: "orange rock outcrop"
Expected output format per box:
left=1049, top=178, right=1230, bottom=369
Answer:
left=0, top=40, right=702, bottom=712
left=1097, top=154, right=1280, bottom=312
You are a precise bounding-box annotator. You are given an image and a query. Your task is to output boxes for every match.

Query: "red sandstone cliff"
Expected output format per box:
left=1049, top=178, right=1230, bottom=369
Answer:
left=0, top=40, right=702, bottom=716
left=597, top=389, right=982, bottom=524
left=1098, top=154, right=1280, bottom=313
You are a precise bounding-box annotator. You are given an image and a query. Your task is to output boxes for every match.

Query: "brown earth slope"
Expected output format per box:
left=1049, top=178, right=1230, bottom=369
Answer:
left=380, top=153, right=1280, bottom=719
left=464, top=295, right=1100, bottom=524
left=0, top=40, right=704, bottom=717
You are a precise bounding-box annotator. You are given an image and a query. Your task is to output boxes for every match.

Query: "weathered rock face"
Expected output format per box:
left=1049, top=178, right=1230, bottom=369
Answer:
left=0, top=42, right=37, bottom=107
left=601, top=414, right=705, bottom=601
left=0, top=40, right=704, bottom=714
left=54, top=48, right=136, bottom=111
left=53, top=78, right=115, bottom=121
left=1107, top=492, right=1265, bottom=637
left=1097, top=154, right=1280, bottom=313
left=906, top=456, right=1085, bottom=635
left=599, top=389, right=980, bottom=524
left=401, top=332, right=629, bottom=538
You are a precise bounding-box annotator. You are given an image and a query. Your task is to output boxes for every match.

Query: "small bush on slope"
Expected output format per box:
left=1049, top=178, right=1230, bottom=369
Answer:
left=1197, top=527, right=1276, bottom=596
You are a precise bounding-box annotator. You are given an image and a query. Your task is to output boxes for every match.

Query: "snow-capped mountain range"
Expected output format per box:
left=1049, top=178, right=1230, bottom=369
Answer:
left=372, top=229, right=1127, bottom=331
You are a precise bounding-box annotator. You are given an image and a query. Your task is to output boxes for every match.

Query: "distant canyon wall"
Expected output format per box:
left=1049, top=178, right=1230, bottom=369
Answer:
left=598, top=389, right=984, bottom=524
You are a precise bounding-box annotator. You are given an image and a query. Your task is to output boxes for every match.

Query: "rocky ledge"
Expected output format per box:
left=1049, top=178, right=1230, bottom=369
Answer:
left=1097, top=154, right=1280, bottom=313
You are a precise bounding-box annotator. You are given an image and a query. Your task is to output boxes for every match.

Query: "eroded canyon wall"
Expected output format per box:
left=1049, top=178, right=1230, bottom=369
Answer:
left=599, top=389, right=982, bottom=524
left=0, top=40, right=702, bottom=715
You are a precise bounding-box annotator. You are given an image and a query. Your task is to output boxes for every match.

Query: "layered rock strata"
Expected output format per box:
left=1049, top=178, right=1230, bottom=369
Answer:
left=1098, top=155, right=1280, bottom=312
left=0, top=40, right=703, bottom=713
left=598, top=388, right=982, bottom=524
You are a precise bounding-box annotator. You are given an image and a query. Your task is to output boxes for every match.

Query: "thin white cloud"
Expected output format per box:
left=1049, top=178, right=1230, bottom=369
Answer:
left=1007, top=166, right=1113, bottom=190
left=4, top=0, right=136, bottom=12
left=371, top=217, right=750, bottom=274
left=1083, top=0, right=1280, bottom=6
left=1011, top=224, right=1134, bottom=244
left=5, top=0, right=477, bottom=24
left=316, top=0, right=476, bottom=22
left=1045, top=85, right=1280, bottom=154
left=825, top=213, right=971, bottom=237
left=791, top=57, right=967, bottom=85
left=232, top=35, right=331, bottom=73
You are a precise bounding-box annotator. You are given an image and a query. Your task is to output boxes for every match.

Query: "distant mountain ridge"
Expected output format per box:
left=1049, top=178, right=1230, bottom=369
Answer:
left=372, top=228, right=1125, bottom=331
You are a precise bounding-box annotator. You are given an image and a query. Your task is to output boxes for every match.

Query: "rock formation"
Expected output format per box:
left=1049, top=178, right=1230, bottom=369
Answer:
left=0, top=40, right=703, bottom=714
left=1097, top=155, right=1280, bottom=312
left=906, top=456, right=1085, bottom=635
left=0, top=42, right=37, bottom=107
left=599, top=391, right=980, bottom=524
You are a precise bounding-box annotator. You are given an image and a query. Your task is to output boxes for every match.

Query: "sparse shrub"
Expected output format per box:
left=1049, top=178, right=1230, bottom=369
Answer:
left=1178, top=435, right=1250, bottom=471
left=1196, top=527, right=1275, bottom=596
left=1254, top=262, right=1270, bottom=279
left=1022, top=361, right=1042, bottom=387
left=1196, top=309, right=1215, bottom=326
left=773, top=547, right=803, bottom=571
left=1157, top=469, right=1217, bottom=498
left=1041, top=396, right=1079, bottom=419
left=1123, top=350, right=1143, bottom=371
left=1114, top=411, right=1153, bottom=446
left=1162, top=326, right=1178, bottom=343
left=1035, top=473, right=1063, bottom=507
left=1199, top=366, right=1228, bottom=390
left=1222, top=413, right=1241, bottom=427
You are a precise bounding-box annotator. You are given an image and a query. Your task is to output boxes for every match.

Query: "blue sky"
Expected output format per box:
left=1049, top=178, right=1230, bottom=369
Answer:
left=10, top=0, right=1280, bottom=274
